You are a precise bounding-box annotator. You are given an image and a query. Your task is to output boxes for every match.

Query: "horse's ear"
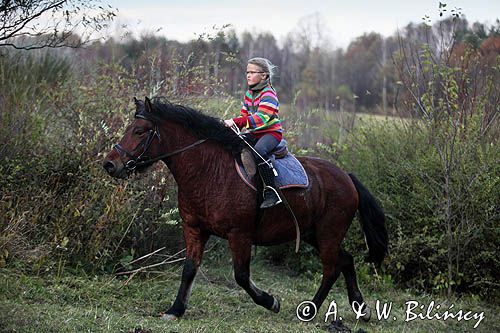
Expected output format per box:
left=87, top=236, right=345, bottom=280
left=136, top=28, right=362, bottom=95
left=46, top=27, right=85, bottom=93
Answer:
left=133, top=97, right=143, bottom=109
left=144, top=96, right=153, bottom=113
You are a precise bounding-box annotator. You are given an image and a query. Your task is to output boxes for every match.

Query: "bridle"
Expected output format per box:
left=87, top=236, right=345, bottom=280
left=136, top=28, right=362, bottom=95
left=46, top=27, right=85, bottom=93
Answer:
left=113, top=113, right=206, bottom=172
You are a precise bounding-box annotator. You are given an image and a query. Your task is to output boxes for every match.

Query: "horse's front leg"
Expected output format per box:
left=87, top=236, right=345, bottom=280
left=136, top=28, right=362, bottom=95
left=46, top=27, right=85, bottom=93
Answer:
left=162, top=225, right=209, bottom=320
left=228, top=233, right=280, bottom=313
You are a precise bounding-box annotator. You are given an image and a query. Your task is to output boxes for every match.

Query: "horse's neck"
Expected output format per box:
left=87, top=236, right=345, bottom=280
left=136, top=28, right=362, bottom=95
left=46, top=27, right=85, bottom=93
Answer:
left=163, top=126, right=232, bottom=189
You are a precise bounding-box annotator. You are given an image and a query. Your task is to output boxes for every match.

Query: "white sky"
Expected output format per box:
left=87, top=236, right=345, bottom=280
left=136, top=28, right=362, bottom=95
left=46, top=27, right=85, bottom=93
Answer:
left=105, top=0, right=499, bottom=48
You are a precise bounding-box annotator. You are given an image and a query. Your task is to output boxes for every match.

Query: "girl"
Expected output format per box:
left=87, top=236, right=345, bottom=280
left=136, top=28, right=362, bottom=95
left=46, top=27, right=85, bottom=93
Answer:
left=224, top=57, right=283, bottom=209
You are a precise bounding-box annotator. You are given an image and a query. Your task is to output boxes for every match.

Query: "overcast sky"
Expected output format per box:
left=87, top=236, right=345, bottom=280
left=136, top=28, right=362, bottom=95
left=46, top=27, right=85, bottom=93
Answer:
left=105, top=0, right=500, bottom=48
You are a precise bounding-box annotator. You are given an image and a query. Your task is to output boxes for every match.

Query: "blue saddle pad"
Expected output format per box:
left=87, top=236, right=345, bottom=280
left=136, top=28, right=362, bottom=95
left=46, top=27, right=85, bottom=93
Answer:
left=235, top=153, right=309, bottom=191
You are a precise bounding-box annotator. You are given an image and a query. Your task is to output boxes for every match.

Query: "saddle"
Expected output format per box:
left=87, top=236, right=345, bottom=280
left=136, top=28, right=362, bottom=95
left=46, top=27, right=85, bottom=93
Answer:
left=240, top=139, right=288, bottom=177
left=236, top=139, right=309, bottom=191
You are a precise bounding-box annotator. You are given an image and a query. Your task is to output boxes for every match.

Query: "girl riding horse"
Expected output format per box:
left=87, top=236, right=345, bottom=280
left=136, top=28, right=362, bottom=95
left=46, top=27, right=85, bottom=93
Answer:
left=103, top=96, right=388, bottom=321
left=224, top=57, right=283, bottom=209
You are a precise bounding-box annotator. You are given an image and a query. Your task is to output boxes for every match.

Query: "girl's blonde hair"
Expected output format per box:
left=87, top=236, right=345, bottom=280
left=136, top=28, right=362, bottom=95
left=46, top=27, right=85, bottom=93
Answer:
left=248, top=57, right=277, bottom=82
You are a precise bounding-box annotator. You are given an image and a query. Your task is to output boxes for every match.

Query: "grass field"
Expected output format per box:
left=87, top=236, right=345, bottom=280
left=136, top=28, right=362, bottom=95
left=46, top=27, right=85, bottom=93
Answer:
left=1, top=254, right=498, bottom=333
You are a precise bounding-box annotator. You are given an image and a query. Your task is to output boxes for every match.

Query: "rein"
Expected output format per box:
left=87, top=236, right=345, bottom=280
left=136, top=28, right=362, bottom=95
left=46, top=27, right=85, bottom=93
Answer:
left=114, top=113, right=206, bottom=171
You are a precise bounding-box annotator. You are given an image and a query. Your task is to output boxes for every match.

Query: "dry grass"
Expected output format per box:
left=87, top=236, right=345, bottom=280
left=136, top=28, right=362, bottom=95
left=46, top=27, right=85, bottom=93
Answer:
left=0, top=256, right=498, bottom=333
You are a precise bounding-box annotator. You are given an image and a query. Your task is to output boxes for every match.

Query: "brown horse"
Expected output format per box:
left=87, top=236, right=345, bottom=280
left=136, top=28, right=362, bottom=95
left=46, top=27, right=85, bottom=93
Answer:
left=103, top=97, right=388, bottom=321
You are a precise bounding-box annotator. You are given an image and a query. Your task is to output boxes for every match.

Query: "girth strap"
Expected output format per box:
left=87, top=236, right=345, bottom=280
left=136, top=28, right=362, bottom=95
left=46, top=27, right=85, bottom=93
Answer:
left=276, top=186, right=301, bottom=253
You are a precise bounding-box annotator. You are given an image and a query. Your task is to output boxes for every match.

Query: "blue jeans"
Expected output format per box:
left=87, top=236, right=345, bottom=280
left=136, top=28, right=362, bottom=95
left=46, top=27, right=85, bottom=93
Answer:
left=253, top=134, right=280, bottom=162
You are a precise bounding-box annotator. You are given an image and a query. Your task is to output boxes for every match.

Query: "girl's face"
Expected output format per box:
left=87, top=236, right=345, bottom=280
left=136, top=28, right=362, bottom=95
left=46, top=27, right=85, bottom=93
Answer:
left=246, top=64, right=267, bottom=86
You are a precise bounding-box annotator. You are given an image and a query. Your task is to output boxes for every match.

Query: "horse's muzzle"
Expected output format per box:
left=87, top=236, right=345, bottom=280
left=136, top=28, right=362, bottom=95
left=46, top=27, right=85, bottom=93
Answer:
left=103, top=159, right=127, bottom=178
left=103, top=160, right=116, bottom=174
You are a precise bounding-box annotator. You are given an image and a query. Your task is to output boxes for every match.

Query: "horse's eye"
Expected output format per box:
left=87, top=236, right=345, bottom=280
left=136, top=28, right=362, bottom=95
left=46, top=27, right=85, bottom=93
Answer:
left=134, top=128, right=145, bottom=135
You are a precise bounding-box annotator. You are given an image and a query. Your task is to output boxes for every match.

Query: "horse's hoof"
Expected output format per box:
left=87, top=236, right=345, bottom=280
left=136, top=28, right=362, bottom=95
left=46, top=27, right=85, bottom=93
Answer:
left=161, top=313, right=179, bottom=321
left=271, top=298, right=280, bottom=313
left=270, top=297, right=280, bottom=313
left=361, top=305, right=371, bottom=322
left=327, top=319, right=351, bottom=333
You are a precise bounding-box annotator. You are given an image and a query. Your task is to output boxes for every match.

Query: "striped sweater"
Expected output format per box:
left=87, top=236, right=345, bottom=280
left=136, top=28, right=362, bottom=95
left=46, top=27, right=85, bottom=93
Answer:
left=233, top=84, right=282, bottom=140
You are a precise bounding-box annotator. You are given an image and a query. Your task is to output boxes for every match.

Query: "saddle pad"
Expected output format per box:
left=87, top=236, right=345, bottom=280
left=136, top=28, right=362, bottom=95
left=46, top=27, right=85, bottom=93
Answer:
left=235, top=153, right=309, bottom=191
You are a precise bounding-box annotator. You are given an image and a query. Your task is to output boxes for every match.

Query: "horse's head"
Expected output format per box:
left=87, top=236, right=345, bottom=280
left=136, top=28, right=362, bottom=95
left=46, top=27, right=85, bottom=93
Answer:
left=103, top=97, right=162, bottom=178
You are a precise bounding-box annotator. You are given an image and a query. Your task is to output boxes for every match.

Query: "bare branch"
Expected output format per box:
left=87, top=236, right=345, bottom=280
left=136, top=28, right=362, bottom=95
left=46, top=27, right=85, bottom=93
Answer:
left=116, top=257, right=186, bottom=276
left=0, top=0, right=116, bottom=50
left=1, top=1, right=67, bottom=41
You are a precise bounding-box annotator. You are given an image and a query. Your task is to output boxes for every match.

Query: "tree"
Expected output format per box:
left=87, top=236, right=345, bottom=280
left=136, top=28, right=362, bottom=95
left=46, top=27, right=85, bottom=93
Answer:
left=336, top=32, right=385, bottom=110
left=395, top=15, right=499, bottom=298
left=0, top=0, right=116, bottom=50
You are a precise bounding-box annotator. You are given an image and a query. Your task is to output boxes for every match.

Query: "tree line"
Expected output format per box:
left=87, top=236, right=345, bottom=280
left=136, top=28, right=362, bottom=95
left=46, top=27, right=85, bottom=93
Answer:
left=2, top=2, right=498, bottom=115
left=1, top=3, right=498, bottom=299
left=73, top=15, right=499, bottom=115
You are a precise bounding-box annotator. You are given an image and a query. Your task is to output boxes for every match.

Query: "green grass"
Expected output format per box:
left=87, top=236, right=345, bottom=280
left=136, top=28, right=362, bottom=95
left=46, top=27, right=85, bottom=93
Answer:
left=0, top=257, right=498, bottom=333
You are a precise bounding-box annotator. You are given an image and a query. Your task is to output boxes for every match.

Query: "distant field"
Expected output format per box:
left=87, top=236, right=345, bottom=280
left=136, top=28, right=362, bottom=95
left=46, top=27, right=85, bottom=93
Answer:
left=1, top=256, right=497, bottom=333
left=199, top=97, right=401, bottom=123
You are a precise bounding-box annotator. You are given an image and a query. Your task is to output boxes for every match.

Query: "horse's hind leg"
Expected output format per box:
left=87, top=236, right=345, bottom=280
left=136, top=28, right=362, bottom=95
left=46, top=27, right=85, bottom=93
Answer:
left=305, top=235, right=343, bottom=320
left=303, top=230, right=342, bottom=316
left=339, top=249, right=371, bottom=321
left=305, top=209, right=361, bottom=320
left=304, top=233, right=371, bottom=322
left=304, top=198, right=372, bottom=321
left=228, top=234, right=280, bottom=313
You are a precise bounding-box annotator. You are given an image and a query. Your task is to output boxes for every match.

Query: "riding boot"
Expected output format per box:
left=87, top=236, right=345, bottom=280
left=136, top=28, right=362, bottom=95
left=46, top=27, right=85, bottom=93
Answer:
left=257, top=160, right=282, bottom=209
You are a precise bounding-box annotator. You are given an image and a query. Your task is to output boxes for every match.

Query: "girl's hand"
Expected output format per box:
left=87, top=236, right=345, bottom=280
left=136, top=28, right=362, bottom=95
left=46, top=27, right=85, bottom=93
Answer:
left=224, top=119, right=235, bottom=127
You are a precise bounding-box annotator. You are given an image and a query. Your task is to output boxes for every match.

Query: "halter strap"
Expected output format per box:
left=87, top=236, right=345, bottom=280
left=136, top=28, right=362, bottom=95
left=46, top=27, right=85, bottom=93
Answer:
left=113, top=112, right=207, bottom=171
left=124, top=139, right=207, bottom=170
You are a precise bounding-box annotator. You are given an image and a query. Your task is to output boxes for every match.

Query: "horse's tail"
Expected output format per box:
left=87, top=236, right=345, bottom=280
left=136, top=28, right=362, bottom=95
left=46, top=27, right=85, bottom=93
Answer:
left=348, top=174, right=388, bottom=266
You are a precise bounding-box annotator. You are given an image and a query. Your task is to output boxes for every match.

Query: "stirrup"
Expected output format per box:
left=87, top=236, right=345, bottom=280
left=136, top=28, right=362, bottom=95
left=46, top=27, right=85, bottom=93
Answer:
left=260, top=186, right=282, bottom=209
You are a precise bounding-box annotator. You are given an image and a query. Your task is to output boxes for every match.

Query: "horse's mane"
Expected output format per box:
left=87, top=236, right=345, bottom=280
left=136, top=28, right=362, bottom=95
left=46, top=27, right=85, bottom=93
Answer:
left=136, top=97, right=243, bottom=155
